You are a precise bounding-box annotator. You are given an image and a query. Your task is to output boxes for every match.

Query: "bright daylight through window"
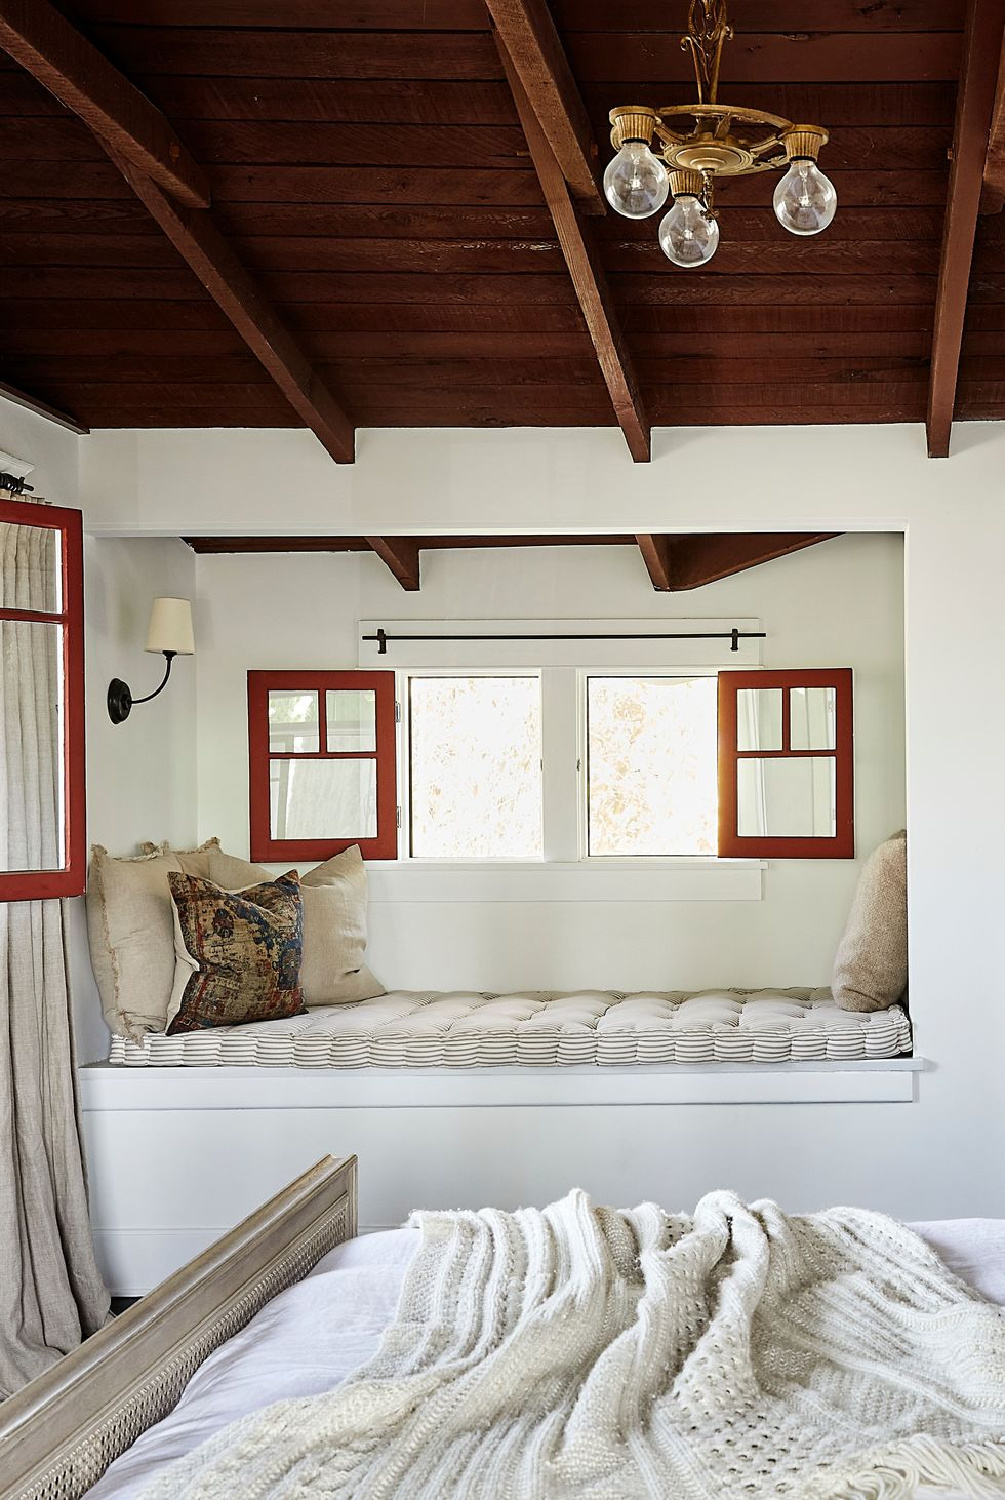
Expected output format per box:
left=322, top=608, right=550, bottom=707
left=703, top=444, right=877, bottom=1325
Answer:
left=408, top=676, right=543, bottom=859
left=586, top=676, right=718, bottom=857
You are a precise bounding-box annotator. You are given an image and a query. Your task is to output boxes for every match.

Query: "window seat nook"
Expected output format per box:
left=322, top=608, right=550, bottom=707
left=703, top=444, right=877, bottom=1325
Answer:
left=106, top=988, right=912, bottom=1069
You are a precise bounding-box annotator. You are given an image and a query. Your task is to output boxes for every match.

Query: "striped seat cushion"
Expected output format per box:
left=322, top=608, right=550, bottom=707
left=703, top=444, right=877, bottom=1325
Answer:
left=106, top=988, right=912, bottom=1068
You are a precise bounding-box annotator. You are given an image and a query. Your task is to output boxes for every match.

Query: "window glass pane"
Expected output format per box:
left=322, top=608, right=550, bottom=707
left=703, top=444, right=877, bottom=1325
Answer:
left=0, top=521, right=61, bottom=613
left=269, top=690, right=320, bottom=753
left=736, top=756, right=836, bottom=838
left=270, top=758, right=377, bottom=841
left=0, top=619, right=65, bottom=872
left=587, top=676, right=717, bottom=857
left=789, top=685, right=836, bottom=751
left=409, top=676, right=542, bottom=858
left=326, top=689, right=376, bottom=752
left=736, top=687, right=782, bottom=751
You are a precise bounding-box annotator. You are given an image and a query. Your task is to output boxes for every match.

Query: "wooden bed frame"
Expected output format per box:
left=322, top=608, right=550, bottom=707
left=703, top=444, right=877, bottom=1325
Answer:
left=1, top=1154, right=357, bottom=1500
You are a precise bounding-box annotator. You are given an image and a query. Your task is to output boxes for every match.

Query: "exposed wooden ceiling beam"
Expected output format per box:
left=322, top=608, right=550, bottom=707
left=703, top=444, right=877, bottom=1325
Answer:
left=927, top=0, right=1005, bottom=457
left=110, top=153, right=355, bottom=463
left=365, top=536, right=421, bottom=590
left=636, top=534, right=673, bottom=591
left=636, top=534, right=841, bottom=591
left=184, top=535, right=635, bottom=555
left=495, top=33, right=649, bottom=462
left=483, top=0, right=603, bottom=213
left=980, top=35, right=1005, bottom=210
left=0, top=376, right=88, bottom=434
left=0, top=0, right=210, bottom=208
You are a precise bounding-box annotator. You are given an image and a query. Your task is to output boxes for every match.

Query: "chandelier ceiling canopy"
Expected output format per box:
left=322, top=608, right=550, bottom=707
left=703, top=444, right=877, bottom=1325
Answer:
left=604, top=0, right=837, bottom=267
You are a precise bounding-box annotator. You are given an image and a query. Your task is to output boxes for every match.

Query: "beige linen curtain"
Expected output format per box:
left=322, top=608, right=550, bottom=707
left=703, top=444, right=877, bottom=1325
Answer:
left=0, top=512, right=109, bottom=1398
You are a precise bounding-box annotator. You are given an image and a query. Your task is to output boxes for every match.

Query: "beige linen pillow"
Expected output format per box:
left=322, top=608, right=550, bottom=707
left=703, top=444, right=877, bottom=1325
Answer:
left=832, top=830, right=908, bottom=1013
left=86, top=846, right=186, bottom=1041
left=139, top=837, right=218, bottom=876
left=203, top=843, right=384, bottom=1006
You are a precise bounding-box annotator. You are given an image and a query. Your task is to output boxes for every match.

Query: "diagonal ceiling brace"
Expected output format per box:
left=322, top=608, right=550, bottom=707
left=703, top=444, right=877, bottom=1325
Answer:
left=495, top=31, right=650, bottom=462
left=926, top=0, right=1005, bottom=457
left=0, top=0, right=355, bottom=463
left=636, top=533, right=841, bottom=591
left=111, top=153, right=355, bottom=464
left=0, top=0, right=209, bottom=207
left=365, top=537, right=421, bottom=590
left=483, top=0, right=603, bottom=213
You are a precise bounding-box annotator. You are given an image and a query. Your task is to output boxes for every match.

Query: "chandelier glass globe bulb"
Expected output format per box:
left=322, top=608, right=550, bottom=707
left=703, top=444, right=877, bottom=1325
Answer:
left=773, top=159, right=837, bottom=236
left=603, top=140, right=670, bottom=219
left=658, top=194, right=719, bottom=268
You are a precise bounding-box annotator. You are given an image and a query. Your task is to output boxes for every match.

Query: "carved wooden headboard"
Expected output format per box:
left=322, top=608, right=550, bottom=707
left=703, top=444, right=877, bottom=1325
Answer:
left=1, top=1154, right=357, bottom=1500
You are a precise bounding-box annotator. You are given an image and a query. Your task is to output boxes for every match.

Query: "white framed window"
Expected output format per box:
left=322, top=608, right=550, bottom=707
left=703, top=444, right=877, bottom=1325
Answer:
left=405, top=672, right=543, bottom=860
left=582, top=672, right=719, bottom=859
left=396, top=663, right=723, bottom=864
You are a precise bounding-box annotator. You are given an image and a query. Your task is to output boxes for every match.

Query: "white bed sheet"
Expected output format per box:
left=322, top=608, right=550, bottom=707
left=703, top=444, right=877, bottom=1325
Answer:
left=87, top=1219, right=1005, bottom=1500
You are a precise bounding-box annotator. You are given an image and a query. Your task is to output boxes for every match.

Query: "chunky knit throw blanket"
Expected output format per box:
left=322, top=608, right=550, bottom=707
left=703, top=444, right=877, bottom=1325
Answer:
left=141, top=1191, right=1005, bottom=1499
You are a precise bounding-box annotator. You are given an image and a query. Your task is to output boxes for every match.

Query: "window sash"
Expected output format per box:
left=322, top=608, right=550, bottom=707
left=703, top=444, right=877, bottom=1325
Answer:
left=248, top=669, right=397, bottom=862
left=717, top=668, right=854, bottom=859
left=0, top=498, right=86, bottom=901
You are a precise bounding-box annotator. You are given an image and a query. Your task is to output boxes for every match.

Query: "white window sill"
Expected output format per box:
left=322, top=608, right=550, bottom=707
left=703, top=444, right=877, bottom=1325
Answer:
left=367, top=860, right=766, bottom=904
left=80, top=1058, right=920, bottom=1108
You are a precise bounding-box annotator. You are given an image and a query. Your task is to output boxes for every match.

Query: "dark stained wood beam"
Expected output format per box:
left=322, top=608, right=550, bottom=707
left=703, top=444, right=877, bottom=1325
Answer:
left=0, top=0, right=210, bottom=209
left=635, top=534, right=673, bottom=592
left=0, top=375, right=88, bottom=434
left=495, top=33, right=649, bottom=461
left=110, top=154, right=355, bottom=463
left=184, top=535, right=634, bottom=554
left=980, top=35, right=1005, bottom=210
left=365, top=537, right=421, bottom=590
left=483, top=0, right=603, bottom=213
left=636, top=534, right=841, bottom=592
left=927, top=0, right=1005, bottom=457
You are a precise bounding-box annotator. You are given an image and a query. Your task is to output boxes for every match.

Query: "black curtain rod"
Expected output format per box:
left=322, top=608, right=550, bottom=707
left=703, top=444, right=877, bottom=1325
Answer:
left=363, top=627, right=765, bottom=655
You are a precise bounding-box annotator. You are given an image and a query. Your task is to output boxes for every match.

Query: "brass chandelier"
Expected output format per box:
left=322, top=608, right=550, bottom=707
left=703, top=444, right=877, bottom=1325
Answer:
left=604, top=0, right=836, bottom=267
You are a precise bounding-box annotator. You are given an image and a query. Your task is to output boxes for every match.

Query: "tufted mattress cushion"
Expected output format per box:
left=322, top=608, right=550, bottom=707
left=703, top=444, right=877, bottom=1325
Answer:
left=106, top=988, right=912, bottom=1068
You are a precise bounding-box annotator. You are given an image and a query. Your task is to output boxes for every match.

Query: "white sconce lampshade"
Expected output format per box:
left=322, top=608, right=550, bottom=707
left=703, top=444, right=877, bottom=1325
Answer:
left=145, top=597, right=195, bottom=656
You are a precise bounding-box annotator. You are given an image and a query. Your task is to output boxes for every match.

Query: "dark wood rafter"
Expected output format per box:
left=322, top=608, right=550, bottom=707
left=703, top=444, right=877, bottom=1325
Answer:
left=0, top=0, right=210, bottom=208
left=0, top=374, right=88, bottom=433
left=494, top=32, right=650, bottom=461
left=0, top=3, right=985, bottom=439
left=927, top=0, right=1005, bottom=457
left=184, top=534, right=635, bottom=554
left=980, top=35, right=1005, bottom=211
left=636, top=533, right=841, bottom=591
left=482, top=0, right=603, bottom=213
left=364, top=536, right=421, bottom=590
left=109, top=153, right=355, bottom=463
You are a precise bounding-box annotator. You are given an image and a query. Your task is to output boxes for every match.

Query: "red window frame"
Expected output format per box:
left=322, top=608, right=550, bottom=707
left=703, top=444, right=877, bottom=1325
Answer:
left=718, top=668, right=854, bottom=859
left=248, top=670, right=397, bottom=863
left=0, top=498, right=86, bottom=901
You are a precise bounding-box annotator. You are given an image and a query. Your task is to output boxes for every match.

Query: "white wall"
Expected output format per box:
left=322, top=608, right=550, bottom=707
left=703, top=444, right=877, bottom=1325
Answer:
left=70, top=421, right=1005, bottom=1219
left=72, top=535, right=198, bottom=1062
left=193, top=534, right=905, bottom=993
left=1, top=396, right=199, bottom=1062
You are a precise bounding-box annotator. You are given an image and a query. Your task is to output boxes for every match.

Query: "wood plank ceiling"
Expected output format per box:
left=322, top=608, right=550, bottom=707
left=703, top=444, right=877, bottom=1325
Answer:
left=1, top=1, right=1002, bottom=449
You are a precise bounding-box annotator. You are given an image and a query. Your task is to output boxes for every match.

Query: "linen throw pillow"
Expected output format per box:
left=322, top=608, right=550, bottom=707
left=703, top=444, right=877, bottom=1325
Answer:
left=832, top=829, right=908, bottom=1013
left=166, top=871, right=307, bottom=1034
left=203, top=843, right=384, bottom=1007
left=86, top=845, right=196, bottom=1042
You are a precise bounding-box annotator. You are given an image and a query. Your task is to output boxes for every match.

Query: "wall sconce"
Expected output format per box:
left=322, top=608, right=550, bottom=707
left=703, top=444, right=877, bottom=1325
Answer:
left=107, top=597, right=195, bottom=725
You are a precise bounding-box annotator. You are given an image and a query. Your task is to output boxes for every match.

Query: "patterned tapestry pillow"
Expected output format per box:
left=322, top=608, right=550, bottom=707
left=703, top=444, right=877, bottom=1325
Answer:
left=165, top=871, right=306, bottom=1034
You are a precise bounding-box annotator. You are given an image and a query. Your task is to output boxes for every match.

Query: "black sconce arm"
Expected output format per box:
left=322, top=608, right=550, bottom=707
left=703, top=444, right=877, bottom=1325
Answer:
left=107, top=651, right=177, bottom=725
